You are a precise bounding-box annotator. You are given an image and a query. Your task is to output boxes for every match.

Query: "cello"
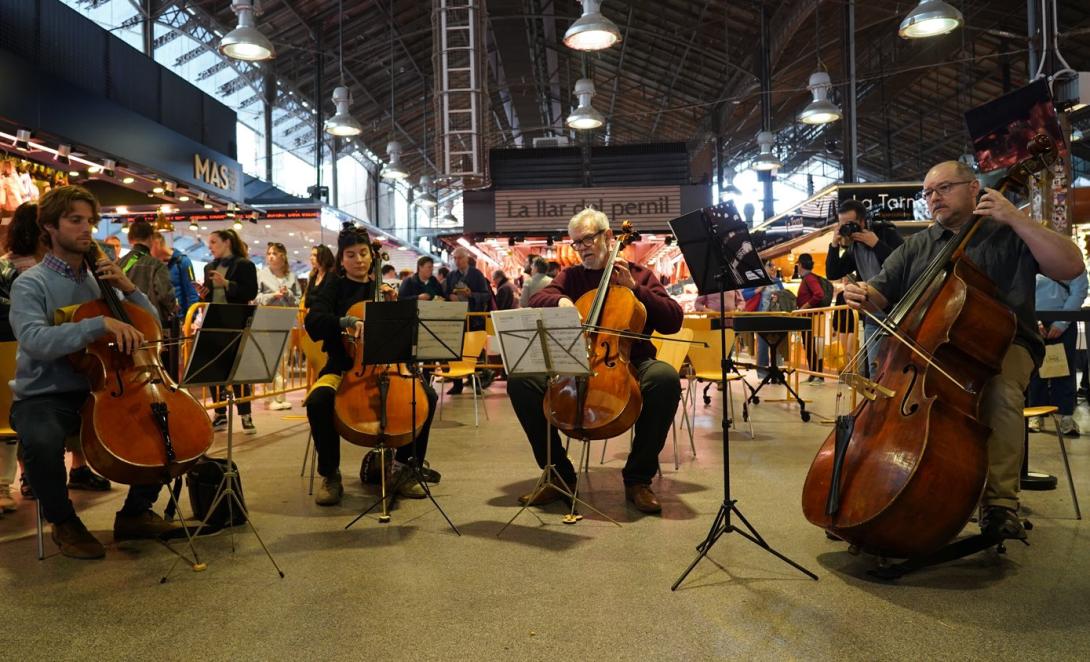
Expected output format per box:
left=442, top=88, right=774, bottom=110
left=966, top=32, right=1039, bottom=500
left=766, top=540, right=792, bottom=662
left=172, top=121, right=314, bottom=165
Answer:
left=545, top=221, right=645, bottom=440
left=801, top=136, right=1058, bottom=559
left=72, top=244, right=213, bottom=485
left=334, top=241, right=430, bottom=448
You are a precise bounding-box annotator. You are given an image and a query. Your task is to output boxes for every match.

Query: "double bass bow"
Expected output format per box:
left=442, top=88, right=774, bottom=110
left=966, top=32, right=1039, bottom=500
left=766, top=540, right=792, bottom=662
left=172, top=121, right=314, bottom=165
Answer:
left=545, top=221, right=645, bottom=440
left=72, top=243, right=213, bottom=485
left=334, top=241, right=429, bottom=448
left=801, top=135, right=1059, bottom=559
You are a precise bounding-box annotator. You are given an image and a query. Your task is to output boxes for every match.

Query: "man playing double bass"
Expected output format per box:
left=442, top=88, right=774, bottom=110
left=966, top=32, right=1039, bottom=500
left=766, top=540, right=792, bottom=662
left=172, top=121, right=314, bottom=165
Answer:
left=506, top=209, right=683, bottom=514
left=843, top=160, right=1084, bottom=540
left=10, top=186, right=183, bottom=559
left=303, top=225, right=439, bottom=506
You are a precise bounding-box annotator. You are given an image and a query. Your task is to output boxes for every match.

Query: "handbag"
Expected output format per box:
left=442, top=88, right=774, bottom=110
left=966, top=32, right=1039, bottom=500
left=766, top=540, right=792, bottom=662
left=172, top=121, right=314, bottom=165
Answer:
left=1039, top=342, right=1070, bottom=379
left=186, top=458, right=247, bottom=532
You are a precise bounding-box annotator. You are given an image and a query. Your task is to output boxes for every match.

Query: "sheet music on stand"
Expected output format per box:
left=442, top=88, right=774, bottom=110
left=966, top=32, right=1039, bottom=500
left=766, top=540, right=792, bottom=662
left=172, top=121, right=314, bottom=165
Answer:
left=491, top=307, right=590, bottom=376
left=416, top=300, right=469, bottom=361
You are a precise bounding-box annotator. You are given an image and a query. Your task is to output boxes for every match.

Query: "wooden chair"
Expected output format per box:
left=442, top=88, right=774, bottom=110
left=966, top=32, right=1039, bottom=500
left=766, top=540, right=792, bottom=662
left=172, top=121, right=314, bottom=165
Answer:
left=0, top=341, right=46, bottom=559
left=686, top=328, right=753, bottom=437
left=1023, top=405, right=1081, bottom=519
left=435, top=330, right=490, bottom=426
left=598, top=329, right=696, bottom=471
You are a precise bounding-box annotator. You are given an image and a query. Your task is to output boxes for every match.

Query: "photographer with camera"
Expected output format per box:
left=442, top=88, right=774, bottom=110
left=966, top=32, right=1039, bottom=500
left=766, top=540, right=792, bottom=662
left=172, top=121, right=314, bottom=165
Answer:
left=826, top=199, right=903, bottom=376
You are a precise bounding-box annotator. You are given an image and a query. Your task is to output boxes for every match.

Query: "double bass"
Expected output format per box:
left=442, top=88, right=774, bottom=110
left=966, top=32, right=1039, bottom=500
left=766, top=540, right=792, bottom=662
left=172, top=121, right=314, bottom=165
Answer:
left=73, top=244, right=213, bottom=485
left=334, top=241, right=429, bottom=448
left=801, top=136, right=1058, bottom=559
left=545, top=221, right=645, bottom=440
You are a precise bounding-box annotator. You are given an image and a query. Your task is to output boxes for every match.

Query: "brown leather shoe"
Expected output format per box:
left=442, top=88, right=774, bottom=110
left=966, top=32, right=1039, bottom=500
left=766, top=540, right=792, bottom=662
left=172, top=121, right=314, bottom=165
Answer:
left=625, top=483, right=662, bottom=514
left=517, top=484, right=570, bottom=506
left=113, top=510, right=183, bottom=541
left=51, top=517, right=106, bottom=559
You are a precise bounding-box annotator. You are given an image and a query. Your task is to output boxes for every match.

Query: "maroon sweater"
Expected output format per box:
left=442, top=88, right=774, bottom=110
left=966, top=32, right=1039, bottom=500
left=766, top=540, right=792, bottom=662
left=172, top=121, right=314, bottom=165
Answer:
left=529, top=262, right=683, bottom=363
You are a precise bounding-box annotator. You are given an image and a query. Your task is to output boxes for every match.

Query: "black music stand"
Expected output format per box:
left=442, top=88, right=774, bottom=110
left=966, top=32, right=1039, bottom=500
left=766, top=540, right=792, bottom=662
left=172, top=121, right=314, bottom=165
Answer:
left=669, top=201, right=817, bottom=589
left=162, top=303, right=293, bottom=581
left=344, top=300, right=461, bottom=535
left=492, top=307, right=620, bottom=534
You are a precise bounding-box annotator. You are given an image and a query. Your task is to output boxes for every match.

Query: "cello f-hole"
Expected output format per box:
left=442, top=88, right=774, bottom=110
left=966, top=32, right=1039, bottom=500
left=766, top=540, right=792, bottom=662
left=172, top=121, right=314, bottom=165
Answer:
left=900, top=364, right=920, bottom=417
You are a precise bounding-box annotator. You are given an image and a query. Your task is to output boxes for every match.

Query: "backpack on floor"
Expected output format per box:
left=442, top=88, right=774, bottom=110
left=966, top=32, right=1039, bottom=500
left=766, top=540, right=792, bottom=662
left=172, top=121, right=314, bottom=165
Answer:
left=186, top=457, right=247, bottom=531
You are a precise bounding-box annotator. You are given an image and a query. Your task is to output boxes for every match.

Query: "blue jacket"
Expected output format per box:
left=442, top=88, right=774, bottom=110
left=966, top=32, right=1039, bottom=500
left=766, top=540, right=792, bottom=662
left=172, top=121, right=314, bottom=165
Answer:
left=1035, top=271, right=1089, bottom=333
left=168, top=249, right=200, bottom=316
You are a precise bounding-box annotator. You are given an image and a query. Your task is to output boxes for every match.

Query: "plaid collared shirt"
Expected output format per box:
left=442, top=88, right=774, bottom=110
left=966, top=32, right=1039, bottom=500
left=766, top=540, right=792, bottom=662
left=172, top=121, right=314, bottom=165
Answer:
left=41, top=253, right=88, bottom=284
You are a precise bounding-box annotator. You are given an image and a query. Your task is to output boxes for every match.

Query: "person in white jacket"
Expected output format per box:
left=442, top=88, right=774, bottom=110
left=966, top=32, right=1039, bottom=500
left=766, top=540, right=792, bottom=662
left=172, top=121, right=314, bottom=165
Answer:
left=256, top=241, right=302, bottom=410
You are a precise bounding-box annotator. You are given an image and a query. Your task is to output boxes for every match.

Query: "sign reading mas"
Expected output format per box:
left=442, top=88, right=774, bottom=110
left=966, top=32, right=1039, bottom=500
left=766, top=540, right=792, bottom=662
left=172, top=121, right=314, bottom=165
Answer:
left=194, top=154, right=237, bottom=193
left=495, top=186, right=681, bottom=231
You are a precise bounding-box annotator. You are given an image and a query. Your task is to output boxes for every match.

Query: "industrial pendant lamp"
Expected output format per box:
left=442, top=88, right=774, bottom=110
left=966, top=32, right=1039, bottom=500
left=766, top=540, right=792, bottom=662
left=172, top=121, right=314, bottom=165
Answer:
left=566, top=79, right=604, bottom=130
left=441, top=202, right=459, bottom=225
left=722, top=165, right=740, bottom=194
left=415, top=175, right=438, bottom=208
left=563, top=0, right=621, bottom=51
left=382, top=141, right=409, bottom=180
left=380, top=0, right=409, bottom=181
left=799, top=71, right=842, bottom=125
left=324, top=0, right=362, bottom=137
left=219, top=0, right=275, bottom=62
left=751, top=131, right=781, bottom=172
left=325, top=87, right=363, bottom=137
left=898, top=0, right=963, bottom=39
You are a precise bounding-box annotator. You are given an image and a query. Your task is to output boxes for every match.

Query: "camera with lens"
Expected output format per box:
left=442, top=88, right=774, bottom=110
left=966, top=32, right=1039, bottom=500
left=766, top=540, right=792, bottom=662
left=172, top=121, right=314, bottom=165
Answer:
left=838, top=222, right=862, bottom=237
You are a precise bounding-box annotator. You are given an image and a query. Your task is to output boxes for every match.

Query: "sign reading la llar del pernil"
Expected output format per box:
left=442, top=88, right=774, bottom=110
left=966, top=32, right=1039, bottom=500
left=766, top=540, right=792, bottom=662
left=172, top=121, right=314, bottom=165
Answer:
left=495, top=186, right=681, bottom=231
left=194, top=154, right=236, bottom=192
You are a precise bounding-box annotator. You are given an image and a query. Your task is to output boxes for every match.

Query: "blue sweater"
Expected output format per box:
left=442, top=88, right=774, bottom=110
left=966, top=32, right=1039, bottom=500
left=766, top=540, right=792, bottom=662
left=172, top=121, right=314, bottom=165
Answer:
left=9, top=261, right=157, bottom=400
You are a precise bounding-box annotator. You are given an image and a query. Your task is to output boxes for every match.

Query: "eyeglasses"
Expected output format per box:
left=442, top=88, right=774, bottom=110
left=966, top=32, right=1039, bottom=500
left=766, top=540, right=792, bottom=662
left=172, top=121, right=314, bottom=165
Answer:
left=920, top=180, right=973, bottom=201
left=267, top=242, right=286, bottom=250
left=569, top=229, right=606, bottom=249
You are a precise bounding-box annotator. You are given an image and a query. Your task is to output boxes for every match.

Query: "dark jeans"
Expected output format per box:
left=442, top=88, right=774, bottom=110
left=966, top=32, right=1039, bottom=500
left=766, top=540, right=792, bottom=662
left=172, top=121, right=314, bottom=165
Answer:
left=802, top=330, right=823, bottom=375
left=213, top=384, right=252, bottom=417
left=1029, top=324, right=1078, bottom=416
left=11, top=392, right=162, bottom=524
left=306, top=380, right=438, bottom=478
left=506, top=359, right=681, bottom=486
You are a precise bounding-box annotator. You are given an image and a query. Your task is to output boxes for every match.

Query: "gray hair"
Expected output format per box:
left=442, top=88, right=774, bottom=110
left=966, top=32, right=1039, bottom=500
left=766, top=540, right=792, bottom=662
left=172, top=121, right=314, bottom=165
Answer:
left=451, top=246, right=472, bottom=260
left=568, top=207, right=609, bottom=235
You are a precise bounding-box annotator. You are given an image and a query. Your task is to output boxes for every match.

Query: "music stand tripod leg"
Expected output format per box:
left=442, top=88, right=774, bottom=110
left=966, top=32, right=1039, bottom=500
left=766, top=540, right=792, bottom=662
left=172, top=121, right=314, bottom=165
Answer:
left=157, top=482, right=207, bottom=581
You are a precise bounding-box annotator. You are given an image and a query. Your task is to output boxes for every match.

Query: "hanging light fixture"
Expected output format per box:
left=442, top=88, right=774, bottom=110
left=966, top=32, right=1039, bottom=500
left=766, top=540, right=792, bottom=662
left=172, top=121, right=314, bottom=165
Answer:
left=441, top=202, right=459, bottom=225
left=382, top=141, right=409, bottom=180
left=415, top=175, right=438, bottom=208
left=324, top=0, right=362, bottom=137
left=233, top=219, right=244, bottom=231
left=189, top=220, right=199, bottom=232
left=751, top=131, right=781, bottom=171
left=12, top=129, right=30, bottom=151
left=325, top=87, right=363, bottom=137
left=799, top=71, right=841, bottom=125
left=898, top=0, right=963, bottom=39
left=563, top=0, right=621, bottom=51
left=55, top=145, right=71, bottom=165
left=566, top=78, right=604, bottom=130
left=101, top=159, right=116, bottom=178
left=219, top=0, right=276, bottom=62
left=722, top=165, right=740, bottom=194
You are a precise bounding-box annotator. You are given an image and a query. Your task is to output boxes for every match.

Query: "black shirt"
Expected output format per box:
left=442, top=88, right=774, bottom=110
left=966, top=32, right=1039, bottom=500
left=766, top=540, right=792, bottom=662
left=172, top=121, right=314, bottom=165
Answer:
left=869, top=218, right=1043, bottom=366
left=303, top=273, right=374, bottom=376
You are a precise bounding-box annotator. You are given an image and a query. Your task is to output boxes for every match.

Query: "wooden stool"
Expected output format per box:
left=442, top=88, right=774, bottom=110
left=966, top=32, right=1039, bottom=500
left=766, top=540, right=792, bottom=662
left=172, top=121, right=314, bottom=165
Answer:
left=1023, top=406, right=1082, bottom=519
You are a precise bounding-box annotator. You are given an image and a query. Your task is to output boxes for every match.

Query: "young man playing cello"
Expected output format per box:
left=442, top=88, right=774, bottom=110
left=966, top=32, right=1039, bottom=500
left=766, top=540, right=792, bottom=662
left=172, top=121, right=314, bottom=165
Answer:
left=303, top=225, right=439, bottom=506
left=506, top=208, right=683, bottom=514
left=10, top=186, right=182, bottom=559
left=843, top=160, right=1083, bottom=540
